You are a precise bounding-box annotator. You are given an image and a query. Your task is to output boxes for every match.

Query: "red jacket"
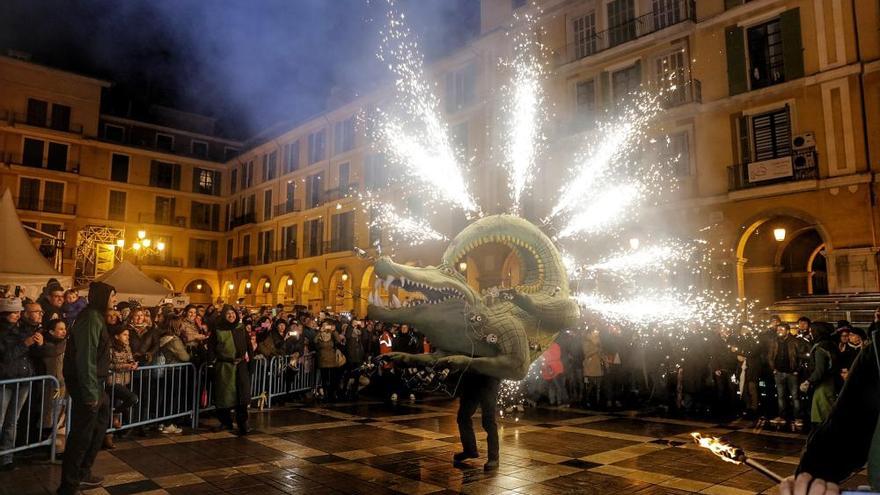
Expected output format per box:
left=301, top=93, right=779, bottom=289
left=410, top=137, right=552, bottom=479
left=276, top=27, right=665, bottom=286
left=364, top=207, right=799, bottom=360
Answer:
left=541, top=342, right=564, bottom=380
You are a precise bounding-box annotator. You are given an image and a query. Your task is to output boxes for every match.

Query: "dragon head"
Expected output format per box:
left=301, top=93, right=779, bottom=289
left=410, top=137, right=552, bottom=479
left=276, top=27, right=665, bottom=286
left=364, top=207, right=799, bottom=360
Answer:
left=367, top=214, right=579, bottom=368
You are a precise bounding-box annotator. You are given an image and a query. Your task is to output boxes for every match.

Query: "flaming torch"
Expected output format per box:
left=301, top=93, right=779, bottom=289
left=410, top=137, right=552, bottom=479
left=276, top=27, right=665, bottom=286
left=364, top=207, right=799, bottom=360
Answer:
left=690, top=432, right=783, bottom=483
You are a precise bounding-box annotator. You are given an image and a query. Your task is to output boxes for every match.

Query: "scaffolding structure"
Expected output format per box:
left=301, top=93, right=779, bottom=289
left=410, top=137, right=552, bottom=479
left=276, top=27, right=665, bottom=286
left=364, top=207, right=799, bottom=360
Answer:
left=74, top=225, right=124, bottom=287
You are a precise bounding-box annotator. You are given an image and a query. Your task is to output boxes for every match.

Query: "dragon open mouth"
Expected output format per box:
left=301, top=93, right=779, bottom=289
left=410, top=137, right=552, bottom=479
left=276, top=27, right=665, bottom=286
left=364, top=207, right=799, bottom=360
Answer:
left=368, top=274, right=468, bottom=309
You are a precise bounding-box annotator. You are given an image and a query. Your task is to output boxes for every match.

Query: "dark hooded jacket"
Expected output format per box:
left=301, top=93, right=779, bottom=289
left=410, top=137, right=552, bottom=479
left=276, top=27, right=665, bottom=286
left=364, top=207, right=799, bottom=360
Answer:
left=63, top=282, right=114, bottom=404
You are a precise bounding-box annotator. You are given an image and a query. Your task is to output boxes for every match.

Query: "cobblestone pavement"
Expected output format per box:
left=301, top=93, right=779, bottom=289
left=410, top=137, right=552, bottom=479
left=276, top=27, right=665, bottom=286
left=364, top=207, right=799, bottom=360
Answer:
left=1, top=399, right=869, bottom=495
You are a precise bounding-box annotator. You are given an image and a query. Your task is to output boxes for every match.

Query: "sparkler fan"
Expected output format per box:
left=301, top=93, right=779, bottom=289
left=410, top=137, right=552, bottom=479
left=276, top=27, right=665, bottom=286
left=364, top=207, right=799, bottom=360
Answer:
left=691, top=432, right=783, bottom=483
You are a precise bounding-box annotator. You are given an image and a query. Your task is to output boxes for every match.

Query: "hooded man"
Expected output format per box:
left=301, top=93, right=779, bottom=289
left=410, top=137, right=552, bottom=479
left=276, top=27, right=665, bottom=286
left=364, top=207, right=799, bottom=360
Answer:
left=58, top=282, right=116, bottom=495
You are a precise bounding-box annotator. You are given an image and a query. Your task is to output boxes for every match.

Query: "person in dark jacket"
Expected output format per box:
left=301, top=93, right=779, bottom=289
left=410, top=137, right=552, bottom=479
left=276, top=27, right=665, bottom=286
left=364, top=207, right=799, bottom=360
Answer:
left=207, top=305, right=253, bottom=435
left=126, top=307, right=158, bottom=365
left=799, top=322, right=837, bottom=427
left=769, top=323, right=808, bottom=427
left=39, top=283, right=65, bottom=326
left=58, top=282, right=116, bottom=494
left=782, top=327, right=880, bottom=493
left=62, top=289, right=87, bottom=329
left=31, top=318, right=67, bottom=440
left=0, top=297, right=41, bottom=470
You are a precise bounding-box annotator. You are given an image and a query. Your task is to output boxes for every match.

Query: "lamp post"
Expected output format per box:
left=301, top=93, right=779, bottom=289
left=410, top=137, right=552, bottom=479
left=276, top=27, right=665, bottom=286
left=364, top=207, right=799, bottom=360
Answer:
left=118, top=230, right=166, bottom=266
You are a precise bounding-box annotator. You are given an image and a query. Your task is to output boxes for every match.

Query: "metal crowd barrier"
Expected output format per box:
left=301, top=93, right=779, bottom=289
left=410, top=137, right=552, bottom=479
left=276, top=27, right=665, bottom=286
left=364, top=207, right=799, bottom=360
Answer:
left=0, top=375, right=63, bottom=462
left=193, top=355, right=276, bottom=426
left=106, top=362, right=198, bottom=431
left=266, top=352, right=317, bottom=408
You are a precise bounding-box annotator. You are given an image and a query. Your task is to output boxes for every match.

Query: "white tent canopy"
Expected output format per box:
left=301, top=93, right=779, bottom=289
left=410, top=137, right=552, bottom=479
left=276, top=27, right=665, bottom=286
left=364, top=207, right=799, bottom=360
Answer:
left=90, top=261, right=171, bottom=307
left=0, top=189, right=71, bottom=298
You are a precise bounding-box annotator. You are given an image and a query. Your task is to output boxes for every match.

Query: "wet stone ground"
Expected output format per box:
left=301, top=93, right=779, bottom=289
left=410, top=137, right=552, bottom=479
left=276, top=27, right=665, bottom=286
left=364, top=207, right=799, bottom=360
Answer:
left=1, top=399, right=869, bottom=495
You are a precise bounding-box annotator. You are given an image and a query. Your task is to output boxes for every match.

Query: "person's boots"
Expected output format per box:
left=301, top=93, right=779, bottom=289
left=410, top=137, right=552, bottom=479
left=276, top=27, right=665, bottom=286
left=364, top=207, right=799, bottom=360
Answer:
left=484, top=458, right=499, bottom=472
left=453, top=451, right=478, bottom=466
left=102, top=433, right=115, bottom=450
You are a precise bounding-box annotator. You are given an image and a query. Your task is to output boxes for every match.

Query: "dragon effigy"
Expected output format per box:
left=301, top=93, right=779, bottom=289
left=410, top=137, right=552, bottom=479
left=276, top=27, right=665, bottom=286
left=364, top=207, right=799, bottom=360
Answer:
left=367, top=214, right=580, bottom=380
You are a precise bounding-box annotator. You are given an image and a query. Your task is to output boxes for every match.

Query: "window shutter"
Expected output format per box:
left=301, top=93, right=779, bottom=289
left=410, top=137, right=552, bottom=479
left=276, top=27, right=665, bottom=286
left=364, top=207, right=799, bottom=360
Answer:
left=632, top=60, right=642, bottom=87
left=172, top=164, right=181, bottom=190
left=213, top=171, right=221, bottom=195
left=780, top=8, right=805, bottom=81
left=192, top=167, right=201, bottom=192
left=599, top=71, right=611, bottom=106
left=725, top=26, right=748, bottom=95
left=735, top=114, right=750, bottom=163
left=211, top=204, right=220, bottom=230
left=149, top=161, right=159, bottom=187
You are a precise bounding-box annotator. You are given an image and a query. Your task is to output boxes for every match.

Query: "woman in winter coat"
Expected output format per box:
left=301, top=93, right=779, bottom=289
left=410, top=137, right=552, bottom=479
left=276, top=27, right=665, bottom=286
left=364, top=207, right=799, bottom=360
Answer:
left=208, top=305, right=253, bottom=435
left=314, top=321, right=342, bottom=402
left=0, top=297, right=40, bottom=468
left=126, top=307, right=158, bottom=366
left=581, top=329, right=604, bottom=408
left=802, top=322, right=838, bottom=426
left=31, top=318, right=67, bottom=438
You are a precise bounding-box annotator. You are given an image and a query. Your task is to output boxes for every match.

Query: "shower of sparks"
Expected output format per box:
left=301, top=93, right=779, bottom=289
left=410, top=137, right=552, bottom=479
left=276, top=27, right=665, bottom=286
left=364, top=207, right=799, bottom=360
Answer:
left=586, top=241, right=700, bottom=276
left=374, top=2, right=479, bottom=214
left=574, top=289, right=750, bottom=330
left=548, top=95, right=662, bottom=221
left=556, top=184, right=642, bottom=239
left=368, top=202, right=447, bottom=245
left=501, top=13, right=546, bottom=213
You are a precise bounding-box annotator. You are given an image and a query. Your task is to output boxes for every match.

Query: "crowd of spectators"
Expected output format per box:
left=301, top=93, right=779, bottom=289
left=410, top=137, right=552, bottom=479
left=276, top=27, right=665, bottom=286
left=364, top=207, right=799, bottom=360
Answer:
left=0, top=278, right=876, bottom=479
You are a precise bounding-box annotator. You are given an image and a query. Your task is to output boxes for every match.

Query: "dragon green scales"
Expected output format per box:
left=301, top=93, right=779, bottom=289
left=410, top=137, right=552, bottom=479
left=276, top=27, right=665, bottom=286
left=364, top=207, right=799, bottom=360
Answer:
left=367, top=214, right=580, bottom=380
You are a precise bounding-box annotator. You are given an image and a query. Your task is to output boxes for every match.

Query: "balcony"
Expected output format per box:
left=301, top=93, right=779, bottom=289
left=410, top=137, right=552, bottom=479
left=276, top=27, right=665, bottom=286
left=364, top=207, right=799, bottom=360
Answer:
left=273, top=199, right=302, bottom=217
left=4, top=153, right=78, bottom=173
left=324, top=183, right=360, bottom=203
left=138, top=256, right=184, bottom=268
left=230, top=255, right=255, bottom=268
left=191, top=220, right=222, bottom=232
left=15, top=197, right=77, bottom=215
left=659, top=79, right=701, bottom=108
left=189, top=255, right=218, bottom=269
left=274, top=246, right=299, bottom=262
left=555, top=0, right=695, bottom=66
left=328, top=237, right=355, bottom=254
left=10, top=112, right=84, bottom=135
left=229, top=212, right=256, bottom=229
left=728, top=149, right=818, bottom=192
left=137, top=213, right=187, bottom=228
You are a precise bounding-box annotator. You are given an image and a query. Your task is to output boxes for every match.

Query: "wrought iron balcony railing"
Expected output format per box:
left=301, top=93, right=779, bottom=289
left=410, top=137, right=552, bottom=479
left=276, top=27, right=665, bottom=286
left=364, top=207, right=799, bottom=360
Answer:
left=15, top=197, right=77, bottom=215
left=728, top=149, right=818, bottom=192
left=555, top=0, right=695, bottom=65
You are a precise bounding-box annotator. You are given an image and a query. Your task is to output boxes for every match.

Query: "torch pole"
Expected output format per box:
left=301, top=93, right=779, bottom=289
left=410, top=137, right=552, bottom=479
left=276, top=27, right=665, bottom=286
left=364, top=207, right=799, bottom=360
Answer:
left=743, top=457, right=784, bottom=483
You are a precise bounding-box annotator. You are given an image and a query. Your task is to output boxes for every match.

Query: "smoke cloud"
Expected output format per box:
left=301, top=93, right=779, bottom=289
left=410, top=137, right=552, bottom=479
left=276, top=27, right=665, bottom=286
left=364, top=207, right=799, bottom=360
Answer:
left=0, top=0, right=479, bottom=138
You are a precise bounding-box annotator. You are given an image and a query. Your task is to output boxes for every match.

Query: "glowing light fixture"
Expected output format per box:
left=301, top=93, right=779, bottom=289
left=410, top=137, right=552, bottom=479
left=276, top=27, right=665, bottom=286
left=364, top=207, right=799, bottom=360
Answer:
left=132, top=242, right=141, bottom=251
left=142, top=238, right=152, bottom=248
left=245, top=281, right=252, bottom=290
left=286, top=279, right=293, bottom=286
left=341, top=273, right=349, bottom=282
left=156, top=241, right=166, bottom=251
left=312, top=275, right=319, bottom=284
left=137, top=230, right=146, bottom=240
left=195, top=283, right=203, bottom=291
left=116, top=239, right=125, bottom=248
left=264, top=281, right=271, bottom=289
left=458, top=261, right=468, bottom=272
left=227, top=282, right=235, bottom=290
left=773, top=228, right=786, bottom=242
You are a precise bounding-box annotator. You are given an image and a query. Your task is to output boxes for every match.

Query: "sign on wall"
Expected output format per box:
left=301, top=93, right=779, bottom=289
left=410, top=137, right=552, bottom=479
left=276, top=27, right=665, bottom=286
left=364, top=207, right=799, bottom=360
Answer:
left=747, top=156, right=793, bottom=183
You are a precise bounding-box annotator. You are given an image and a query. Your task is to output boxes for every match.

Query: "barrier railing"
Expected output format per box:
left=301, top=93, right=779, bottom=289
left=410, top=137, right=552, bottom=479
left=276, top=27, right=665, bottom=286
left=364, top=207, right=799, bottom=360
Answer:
left=267, top=352, right=317, bottom=408
left=193, top=356, right=272, bottom=426
left=106, top=362, right=198, bottom=432
left=0, top=375, right=63, bottom=462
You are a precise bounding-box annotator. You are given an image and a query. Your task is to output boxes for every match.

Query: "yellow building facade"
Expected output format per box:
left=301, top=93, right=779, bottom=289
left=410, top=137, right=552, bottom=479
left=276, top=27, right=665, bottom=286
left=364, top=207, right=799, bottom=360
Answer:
left=1, top=0, right=878, bottom=313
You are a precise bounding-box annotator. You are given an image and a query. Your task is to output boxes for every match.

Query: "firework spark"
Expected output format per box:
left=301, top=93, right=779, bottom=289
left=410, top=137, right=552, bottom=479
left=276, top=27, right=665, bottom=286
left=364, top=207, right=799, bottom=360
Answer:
left=556, top=184, right=642, bottom=239
left=574, top=289, right=747, bottom=329
left=501, top=13, right=546, bottom=213
left=586, top=241, right=699, bottom=276
left=375, top=3, right=479, bottom=214
left=368, top=202, right=447, bottom=246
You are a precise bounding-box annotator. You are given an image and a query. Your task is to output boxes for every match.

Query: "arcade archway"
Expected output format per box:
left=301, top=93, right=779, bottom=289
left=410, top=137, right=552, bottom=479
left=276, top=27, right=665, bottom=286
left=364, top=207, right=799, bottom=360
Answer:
left=329, top=269, right=354, bottom=313
left=184, top=279, right=213, bottom=304
left=276, top=273, right=296, bottom=306
left=301, top=271, right=323, bottom=313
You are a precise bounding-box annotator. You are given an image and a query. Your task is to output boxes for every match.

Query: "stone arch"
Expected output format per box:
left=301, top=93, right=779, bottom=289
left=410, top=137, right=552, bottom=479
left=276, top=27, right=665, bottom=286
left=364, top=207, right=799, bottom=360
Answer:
left=276, top=273, right=296, bottom=306
left=237, top=279, right=253, bottom=301
left=255, top=275, right=273, bottom=306
left=154, top=276, right=174, bottom=291
left=328, top=267, right=354, bottom=313
left=301, top=270, right=323, bottom=313
left=184, top=278, right=213, bottom=304
left=735, top=209, right=831, bottom=303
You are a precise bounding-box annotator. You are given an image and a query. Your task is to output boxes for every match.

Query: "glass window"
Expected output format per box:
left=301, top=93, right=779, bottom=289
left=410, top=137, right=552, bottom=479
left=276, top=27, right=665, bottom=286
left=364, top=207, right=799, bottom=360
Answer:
left=283, top=141, right=300, bottom=173
left=108, top=190, right=126, bottom=220
left=308, top=129, right=326, bottom=164
left=43, top=181, right=64, bottom=213
left=27, top=99, right=48, bottom=126
left=334, top=117, right=355, bottom=155
left=104, top=124, right=125, bottom=142
left=751, top=107, right=791, bottom=161
left=748, top=18, right=785, bottom=90
left=111, top=154, right=130, bottom=182
left=46, top=142, right=68, bottom=171
left=191, top=140, right=209, bottom=158
left=22, top=138, right=44, bottom=167
left=607, top=0, right=636, bottom=47
left=445, top=63, right=477, bottom=113
left=50, top=104, right=71, bottom=131
left=575, top=80, right=596, bottom=114
left=156, top=133, right=174, bottom=151
left=17, top=178, right=40, bottom=210
left=572, top=12, right=597, bottom=59
left=263, top=189, right=272, bottom=221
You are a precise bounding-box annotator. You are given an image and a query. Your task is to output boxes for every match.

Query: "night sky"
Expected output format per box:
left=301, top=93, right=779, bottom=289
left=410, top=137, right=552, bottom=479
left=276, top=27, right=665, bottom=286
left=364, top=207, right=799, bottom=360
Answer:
left=0, top=0, right=481, bottom=138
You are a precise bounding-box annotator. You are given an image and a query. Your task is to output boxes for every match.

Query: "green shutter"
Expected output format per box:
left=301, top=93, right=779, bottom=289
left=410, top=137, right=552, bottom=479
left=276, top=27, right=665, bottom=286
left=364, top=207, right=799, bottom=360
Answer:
left=172, top=164, right=181, bottom=190
left=725, top=26, right=748, bottom=95
left=213, top=171, right=221, bottom=196
left=780, top=8, right=805, bottom=81
left=192, top=167, right=201, bottom=193
left=599, top=71, right=610, bottom=107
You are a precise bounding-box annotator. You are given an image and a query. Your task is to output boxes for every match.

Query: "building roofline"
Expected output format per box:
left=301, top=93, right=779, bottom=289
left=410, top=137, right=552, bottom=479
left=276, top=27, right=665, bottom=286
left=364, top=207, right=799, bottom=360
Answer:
left=0, top=54, right=113, bottom=87
left=101, top=114, right=243, bottom=146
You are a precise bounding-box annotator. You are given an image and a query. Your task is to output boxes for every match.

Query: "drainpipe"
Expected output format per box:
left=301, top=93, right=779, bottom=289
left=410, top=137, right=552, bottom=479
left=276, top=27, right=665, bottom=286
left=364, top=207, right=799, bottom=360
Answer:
left=850, top=0, right=879, bottom=290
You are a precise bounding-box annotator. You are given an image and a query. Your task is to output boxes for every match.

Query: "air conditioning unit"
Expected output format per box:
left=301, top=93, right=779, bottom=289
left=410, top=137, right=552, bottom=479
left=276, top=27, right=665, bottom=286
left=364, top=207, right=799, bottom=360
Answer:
left=792, top=132, right=816, bottom=150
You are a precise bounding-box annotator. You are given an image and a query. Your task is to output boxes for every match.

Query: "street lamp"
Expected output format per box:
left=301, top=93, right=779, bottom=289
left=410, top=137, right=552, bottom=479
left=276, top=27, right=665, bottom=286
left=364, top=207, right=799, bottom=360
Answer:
left=312, top=275, right=319, bottom=284
left=121, top=229, right=166, bottom=266
left=773, top=228, right=786, bottom=242
left=458, top=261, right=467, bottom=272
